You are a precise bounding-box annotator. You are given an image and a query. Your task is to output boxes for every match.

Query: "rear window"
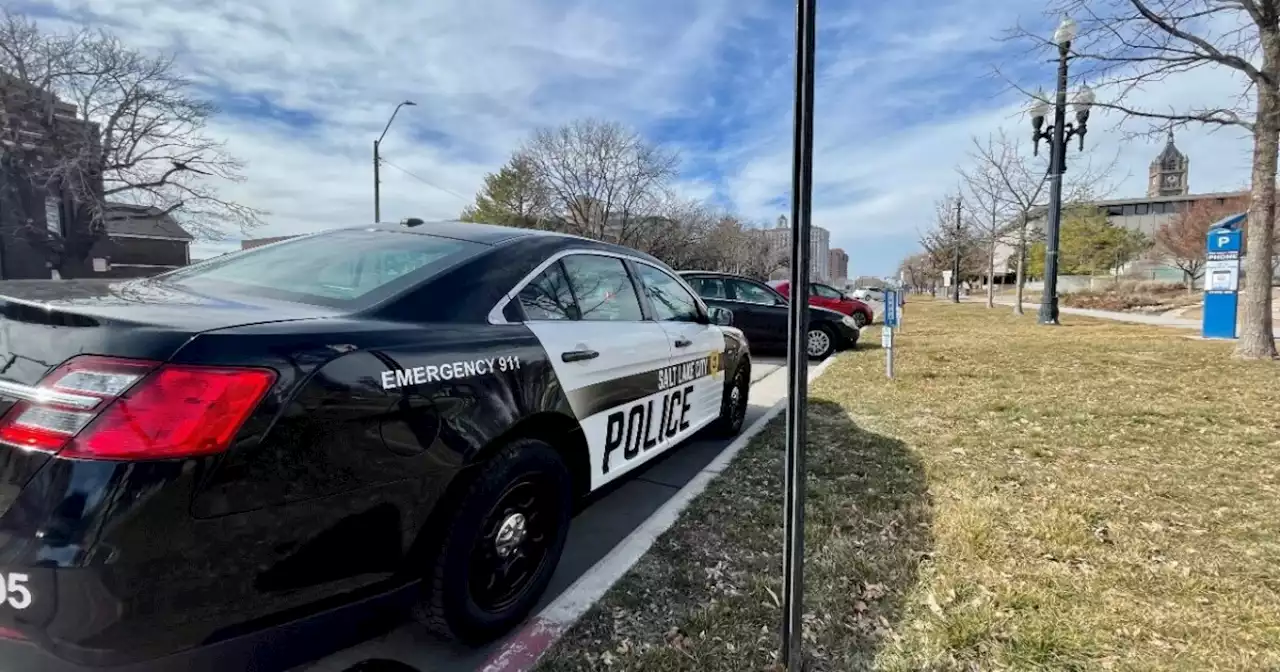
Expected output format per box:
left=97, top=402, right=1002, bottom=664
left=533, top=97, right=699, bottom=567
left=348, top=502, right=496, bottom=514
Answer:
left=159, top=229, right=484, bottom=307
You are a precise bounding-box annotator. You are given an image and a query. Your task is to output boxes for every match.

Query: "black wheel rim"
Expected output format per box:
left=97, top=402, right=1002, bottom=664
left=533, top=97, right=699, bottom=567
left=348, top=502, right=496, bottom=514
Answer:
left=468, top=475, right=559, bottom=613
left=854, top=314, right=868, bottom=327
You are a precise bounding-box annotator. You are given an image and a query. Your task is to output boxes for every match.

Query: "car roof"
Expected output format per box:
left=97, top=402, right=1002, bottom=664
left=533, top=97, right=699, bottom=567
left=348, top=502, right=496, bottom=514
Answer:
left=678, top=270, right=761, bottom=282
left=350, top=220, right=666, bottom=265
left=349, top=219, right=545, bottom=245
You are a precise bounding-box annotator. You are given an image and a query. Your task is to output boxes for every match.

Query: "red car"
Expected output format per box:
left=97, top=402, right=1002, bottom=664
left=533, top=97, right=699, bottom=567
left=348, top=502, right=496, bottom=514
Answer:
left=769, top=280, right=874, bottom=327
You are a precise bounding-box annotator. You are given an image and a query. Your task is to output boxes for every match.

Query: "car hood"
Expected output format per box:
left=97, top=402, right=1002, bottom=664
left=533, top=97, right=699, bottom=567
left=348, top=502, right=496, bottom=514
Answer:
left=812, top=305, right=855, bottom=322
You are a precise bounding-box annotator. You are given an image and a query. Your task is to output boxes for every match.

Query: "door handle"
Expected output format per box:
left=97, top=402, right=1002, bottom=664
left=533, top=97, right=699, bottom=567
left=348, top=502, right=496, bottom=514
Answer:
left=561, top=349, right=599, bottom=363
left=673, top=338, right=692, bottom=348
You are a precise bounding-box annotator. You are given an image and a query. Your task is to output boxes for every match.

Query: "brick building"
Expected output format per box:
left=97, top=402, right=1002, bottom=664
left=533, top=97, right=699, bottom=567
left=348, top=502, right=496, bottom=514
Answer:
left=0, top=73, right=193, bottom=279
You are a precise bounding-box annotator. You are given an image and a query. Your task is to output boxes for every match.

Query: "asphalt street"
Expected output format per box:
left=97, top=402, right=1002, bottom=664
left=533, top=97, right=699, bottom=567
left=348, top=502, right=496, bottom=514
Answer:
left=297, top=356, right=797, bottom=672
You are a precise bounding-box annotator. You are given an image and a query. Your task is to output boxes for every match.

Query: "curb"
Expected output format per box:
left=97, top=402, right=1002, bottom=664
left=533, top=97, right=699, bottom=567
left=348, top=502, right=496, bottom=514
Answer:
left=477, top=355, right=841, bottom=672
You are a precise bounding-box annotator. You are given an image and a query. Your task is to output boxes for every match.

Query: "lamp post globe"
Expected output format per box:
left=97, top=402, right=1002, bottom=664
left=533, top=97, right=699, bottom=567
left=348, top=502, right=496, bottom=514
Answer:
left=1053, top=15, right=1078, bottom=45
left=1073, top=85, right=1095, bottom=114
left=1030, top=89, right=1051, bottom=120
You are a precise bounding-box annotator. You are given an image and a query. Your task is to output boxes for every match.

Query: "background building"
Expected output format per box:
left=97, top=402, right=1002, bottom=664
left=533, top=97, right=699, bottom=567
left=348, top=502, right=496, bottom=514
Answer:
left=0, top=73, right=104, bottom=279
left=1148, top=132, right=1190, bottom=197
left=990, top=137, right=1251, bottom=284
left=760, top=215, right=832, bottom=282
left=828, top=248, right=848, bottom=286
left=84, top=203, right=193, bottom=278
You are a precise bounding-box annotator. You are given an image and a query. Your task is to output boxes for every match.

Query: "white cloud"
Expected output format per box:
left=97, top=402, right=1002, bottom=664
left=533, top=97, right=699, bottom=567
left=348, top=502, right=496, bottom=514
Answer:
left=30, top=0, right=1266, bottom=275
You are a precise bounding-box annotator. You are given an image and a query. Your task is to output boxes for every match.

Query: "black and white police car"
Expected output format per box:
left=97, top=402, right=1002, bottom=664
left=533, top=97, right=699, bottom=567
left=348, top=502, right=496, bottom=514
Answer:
left=0, top=219, right=751, bottom=670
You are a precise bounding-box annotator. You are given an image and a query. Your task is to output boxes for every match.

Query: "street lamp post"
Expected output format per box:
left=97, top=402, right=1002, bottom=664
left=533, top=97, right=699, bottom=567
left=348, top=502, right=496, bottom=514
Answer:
left=952, top=196, right=962, bottom=304
left=1030, top=15, right=1094, bottom=325
left=373, top=100, right=417, bottom=222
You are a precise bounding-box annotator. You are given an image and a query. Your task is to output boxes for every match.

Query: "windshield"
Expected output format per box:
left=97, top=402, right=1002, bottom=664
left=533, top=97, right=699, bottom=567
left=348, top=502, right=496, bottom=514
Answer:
left=158, top=229, right=484, bottom=308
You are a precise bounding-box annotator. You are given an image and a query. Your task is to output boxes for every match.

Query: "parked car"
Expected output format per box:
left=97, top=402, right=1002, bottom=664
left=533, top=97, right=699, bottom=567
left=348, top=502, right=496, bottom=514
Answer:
left=768, top=280, right=875, bottom=327
left=851, top=286, right=885, bottom=303
left=0, top=220, right=753, bottom=670
left=681, top=271, right=859, bottom=359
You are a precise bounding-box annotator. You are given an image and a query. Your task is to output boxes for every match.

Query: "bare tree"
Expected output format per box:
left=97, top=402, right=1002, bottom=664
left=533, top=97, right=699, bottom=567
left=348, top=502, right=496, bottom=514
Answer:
left=644, top=205, right=788, bottom=279
left=897, top=253, right=934, bottom=293
left=1155, top=193, right=1250, bottom=289
left=0, top=9, right=264, bottom=256
left=968, top=129, right=1120, bottom=314
left=520, top=118, right=678, bottom=247
left=920, top=196, right=986, bottom=298
left=960, top=135, right=1019, bottom=308
left=723, top=220, right=789, bottom=280
left=634, top=193, right=719, bottom=269
left=1010, top=0, right=1276, bottom=357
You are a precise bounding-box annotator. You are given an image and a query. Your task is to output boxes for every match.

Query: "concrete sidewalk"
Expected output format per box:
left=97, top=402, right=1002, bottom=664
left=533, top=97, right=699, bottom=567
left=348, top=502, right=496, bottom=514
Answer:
left=968, top=296, right=1280, bottom=336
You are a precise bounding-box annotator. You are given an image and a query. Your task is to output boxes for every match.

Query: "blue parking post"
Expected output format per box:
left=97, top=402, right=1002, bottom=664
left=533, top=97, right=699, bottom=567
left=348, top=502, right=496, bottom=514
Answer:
left=1202, top=213, right=1246, bottom=340
left=883, top=289, right=900, bottom=378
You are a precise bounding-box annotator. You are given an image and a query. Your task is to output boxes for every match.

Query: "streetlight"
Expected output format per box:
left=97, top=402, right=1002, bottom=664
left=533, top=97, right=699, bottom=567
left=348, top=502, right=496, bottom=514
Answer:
left=373, top=100, right=417, bottom=222
left=1029, top=15, right=1094, bottom=325
left=952, top=195, right=962, bottom=304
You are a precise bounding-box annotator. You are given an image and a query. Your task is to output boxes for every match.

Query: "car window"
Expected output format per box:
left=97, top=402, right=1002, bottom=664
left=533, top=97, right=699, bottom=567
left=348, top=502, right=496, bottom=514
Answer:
left=560, top=254, right=644, bottom=322
left=160, top=229, right=482, bottom=308
left=518, top=260, right=577, bottom=321
left=635, top=263, right=700, bottom=322
left=812, top=283, right=843, bottom=299
left=728, top=279, right=779, bottom=305
left=687, top=276, right=727, bottom=300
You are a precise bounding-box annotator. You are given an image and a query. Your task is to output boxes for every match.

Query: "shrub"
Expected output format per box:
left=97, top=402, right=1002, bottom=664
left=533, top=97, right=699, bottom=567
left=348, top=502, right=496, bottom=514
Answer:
left=1061, top=281, right=1194, bottom=311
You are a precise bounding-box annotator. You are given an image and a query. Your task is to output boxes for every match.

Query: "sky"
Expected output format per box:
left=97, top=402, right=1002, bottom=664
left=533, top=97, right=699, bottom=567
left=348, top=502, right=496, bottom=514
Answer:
left=20, top=0, right=1261, bottom=278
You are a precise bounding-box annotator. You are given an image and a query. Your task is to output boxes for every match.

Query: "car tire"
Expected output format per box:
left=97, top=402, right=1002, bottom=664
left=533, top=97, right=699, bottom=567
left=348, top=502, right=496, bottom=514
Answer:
left=806, top=324, right=837, bottom=360
left=852, top=312, right=869, bottom=328
left=414, top=438, right=572, bottom=645
left=709, top=361, right=750, bottom=438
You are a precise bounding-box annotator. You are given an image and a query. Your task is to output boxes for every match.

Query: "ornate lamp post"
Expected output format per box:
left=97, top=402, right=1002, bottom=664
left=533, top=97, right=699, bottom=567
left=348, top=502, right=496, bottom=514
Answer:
left=1030, top=15, right=1095, bottom=325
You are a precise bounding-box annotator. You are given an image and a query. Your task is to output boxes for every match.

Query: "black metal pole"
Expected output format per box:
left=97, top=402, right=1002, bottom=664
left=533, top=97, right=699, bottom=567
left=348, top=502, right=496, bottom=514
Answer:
left=373, top=101, right=415, bottom=224
left=951, top=197, right=961, bottom=304
left=373, top=140, right=381, bottom=223
left=1038, top=41, right=1069, bottom=325
left=781, top=0, right=816, bottom=669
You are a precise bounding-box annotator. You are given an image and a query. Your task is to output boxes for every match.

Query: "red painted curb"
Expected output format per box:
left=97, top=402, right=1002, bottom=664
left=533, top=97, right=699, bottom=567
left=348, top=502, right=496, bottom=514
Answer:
left=477, top=617, right=565, bottom=672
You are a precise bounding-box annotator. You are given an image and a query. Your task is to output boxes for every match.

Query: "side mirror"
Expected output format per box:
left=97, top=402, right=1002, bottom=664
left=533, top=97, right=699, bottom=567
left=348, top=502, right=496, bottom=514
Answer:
left=709, top=306, right=734, bottom=326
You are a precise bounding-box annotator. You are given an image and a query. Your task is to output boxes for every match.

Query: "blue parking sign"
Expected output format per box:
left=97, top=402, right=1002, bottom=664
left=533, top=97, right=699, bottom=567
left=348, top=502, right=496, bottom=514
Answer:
left=885, top=290, right=900, bottom=328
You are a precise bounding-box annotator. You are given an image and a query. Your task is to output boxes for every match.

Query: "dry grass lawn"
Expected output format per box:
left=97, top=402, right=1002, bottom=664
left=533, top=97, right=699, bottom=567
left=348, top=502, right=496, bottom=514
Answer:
left=535, top=298, right=1280, bottom=672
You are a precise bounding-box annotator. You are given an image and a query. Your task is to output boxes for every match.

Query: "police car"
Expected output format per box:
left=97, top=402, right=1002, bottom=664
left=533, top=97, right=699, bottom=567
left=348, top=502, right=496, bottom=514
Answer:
left=0, top=220, right=751, bottom=670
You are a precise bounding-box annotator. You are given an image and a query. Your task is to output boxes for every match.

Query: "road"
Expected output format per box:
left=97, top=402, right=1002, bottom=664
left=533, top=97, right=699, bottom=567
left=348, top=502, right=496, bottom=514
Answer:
left=295, top=356, right=799, bottom=672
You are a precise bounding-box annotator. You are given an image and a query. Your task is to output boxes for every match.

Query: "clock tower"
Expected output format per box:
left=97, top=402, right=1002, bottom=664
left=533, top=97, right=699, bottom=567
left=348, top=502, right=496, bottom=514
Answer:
left=1148, top=130, right=1189, bottom=197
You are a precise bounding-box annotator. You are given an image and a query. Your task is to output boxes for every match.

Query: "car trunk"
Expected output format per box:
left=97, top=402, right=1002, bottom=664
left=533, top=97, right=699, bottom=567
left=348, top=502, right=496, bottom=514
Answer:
left=0, top=278, right=336, bottom=517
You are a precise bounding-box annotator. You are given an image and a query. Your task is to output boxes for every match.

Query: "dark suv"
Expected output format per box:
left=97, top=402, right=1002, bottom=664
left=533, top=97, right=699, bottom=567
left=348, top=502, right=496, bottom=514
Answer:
left=679, top=271, right=859, bottom=359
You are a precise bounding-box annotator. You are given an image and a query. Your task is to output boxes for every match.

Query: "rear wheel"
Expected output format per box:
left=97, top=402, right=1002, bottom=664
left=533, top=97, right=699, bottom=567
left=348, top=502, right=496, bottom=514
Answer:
left=709, top=362, right=749, bottom=437
left=852, top=311, right=869, bottom=328
left=414, top=438, right=572, bottom=645
left=806, top=325, right=836, bottom=360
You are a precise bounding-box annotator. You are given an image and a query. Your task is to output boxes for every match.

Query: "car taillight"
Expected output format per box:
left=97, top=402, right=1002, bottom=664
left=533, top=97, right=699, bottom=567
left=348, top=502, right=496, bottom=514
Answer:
left=0, top=355, right=275, bottom=461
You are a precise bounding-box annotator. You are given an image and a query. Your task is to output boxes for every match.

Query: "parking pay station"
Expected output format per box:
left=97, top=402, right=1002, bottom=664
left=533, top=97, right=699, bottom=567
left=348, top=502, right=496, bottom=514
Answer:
left=1202, top=212, right=1246, bottom=339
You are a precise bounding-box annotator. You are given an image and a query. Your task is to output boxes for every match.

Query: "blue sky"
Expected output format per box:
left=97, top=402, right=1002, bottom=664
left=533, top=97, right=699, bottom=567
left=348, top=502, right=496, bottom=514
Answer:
left=28, top=0, right=1259, bottom=277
